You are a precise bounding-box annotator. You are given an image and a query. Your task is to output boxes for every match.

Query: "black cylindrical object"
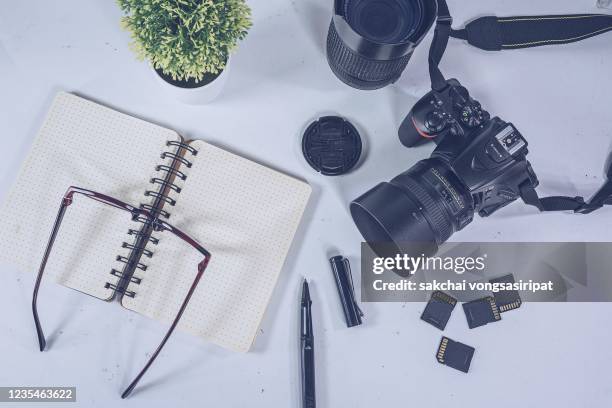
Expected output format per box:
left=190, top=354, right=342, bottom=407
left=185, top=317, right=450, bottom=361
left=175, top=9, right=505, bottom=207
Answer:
left=326, top=0, right=437, bottom=90
left=350, top=158, right=474, bottom=260
left=329, top=256, right=363, bottom=327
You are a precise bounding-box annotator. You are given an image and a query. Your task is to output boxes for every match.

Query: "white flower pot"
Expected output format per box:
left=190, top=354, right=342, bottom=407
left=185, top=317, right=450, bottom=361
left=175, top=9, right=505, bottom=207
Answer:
left=153, top=58, right=231, bottom=105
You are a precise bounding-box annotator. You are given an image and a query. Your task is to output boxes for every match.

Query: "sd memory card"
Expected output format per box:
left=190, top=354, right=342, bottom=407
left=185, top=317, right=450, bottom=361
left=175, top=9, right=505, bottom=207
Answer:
left=436, top=336, right=475, bottom=373
left=489, top=274, right=522, bottom=312
left=421, top=291, right=457, bottom=330
left=462, top=296, right=501, bottom=329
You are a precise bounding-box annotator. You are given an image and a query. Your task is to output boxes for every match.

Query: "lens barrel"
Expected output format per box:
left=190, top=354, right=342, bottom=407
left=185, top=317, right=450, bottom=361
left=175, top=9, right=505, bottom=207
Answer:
left=350, top=158, right=474, bottom=257
left=327, top=0, right=437, bottom=90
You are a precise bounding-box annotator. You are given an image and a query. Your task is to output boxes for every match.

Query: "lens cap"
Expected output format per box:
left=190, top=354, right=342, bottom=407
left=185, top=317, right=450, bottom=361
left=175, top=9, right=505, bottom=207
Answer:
left=302, top=116, right=362, bottom=176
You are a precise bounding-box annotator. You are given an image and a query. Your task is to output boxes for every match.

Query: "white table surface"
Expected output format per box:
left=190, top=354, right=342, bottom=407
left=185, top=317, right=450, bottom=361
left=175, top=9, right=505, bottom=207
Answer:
left=1, top=0, right=612, bottom=407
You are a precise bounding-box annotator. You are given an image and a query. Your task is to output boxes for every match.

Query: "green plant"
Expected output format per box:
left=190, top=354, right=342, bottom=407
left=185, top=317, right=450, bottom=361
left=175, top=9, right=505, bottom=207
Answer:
left=118, top=0, right=252, bottom=82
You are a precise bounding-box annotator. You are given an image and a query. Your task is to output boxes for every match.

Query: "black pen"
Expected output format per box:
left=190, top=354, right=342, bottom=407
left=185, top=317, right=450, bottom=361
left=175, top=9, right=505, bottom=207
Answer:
left=301, top=279, right=316, bottom=408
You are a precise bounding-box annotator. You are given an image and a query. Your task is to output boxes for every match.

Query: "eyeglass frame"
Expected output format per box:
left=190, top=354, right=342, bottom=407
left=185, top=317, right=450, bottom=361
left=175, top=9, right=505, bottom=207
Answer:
left=31, top=186, right=211, bottom=399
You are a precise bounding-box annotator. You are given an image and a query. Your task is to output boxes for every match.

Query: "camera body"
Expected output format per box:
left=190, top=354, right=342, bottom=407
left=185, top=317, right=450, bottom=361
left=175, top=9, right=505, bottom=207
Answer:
left=399, top=78, right=539, bottom=218
left=350, top=79, right=541, bottom=257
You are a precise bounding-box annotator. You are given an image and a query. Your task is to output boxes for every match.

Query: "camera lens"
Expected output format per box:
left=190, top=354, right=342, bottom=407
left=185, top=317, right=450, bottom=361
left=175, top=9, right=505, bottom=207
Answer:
left=350, top=158, right=474, bottom=259
left=344, top=0, right=423, bottom=43
left=327, top=0, right=436, bottom=90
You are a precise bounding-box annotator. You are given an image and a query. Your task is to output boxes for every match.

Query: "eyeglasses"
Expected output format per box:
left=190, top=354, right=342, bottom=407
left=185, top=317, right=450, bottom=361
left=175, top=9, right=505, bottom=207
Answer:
left=32, top=186, right=211, bottom=398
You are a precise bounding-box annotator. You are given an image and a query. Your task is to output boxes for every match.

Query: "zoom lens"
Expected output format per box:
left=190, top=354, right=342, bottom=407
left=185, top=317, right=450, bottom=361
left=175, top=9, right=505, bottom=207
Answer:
left=327, top=0, right=437, bottom=90
left=350, top=158, right=474, bottom=260
left=345, top=0, right=423, bottom=43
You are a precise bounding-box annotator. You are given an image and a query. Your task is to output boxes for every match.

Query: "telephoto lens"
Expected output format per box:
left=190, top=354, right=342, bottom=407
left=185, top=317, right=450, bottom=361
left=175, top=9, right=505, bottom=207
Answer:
left=350, top=158, right=474, bottom=259
left=327, top=0, right=437, bottom=90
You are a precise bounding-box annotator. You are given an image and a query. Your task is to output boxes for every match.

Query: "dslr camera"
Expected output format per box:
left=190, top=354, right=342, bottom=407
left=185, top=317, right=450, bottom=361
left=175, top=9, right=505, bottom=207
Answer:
left=350, top=79, right=539, bottom=256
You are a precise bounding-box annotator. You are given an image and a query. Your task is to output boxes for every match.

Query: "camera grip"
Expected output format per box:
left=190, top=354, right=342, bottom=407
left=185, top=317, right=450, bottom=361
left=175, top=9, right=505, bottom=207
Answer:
left=399, top=110, right=439, bottom=147
left=399, top=114, right=427, bottom=147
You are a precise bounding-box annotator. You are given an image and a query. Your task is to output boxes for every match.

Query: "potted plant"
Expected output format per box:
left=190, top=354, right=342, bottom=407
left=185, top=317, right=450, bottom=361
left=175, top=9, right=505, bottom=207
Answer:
left=118, top=0, right=252, bottom=104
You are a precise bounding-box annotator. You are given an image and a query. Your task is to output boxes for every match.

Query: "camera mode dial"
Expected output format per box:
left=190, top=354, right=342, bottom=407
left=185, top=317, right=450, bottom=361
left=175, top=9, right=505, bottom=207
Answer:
left=459, top=102, right=486, bottom=128
left=425, top=110, right=448, bottom=134
left=449, top=86, right=486, bottom=128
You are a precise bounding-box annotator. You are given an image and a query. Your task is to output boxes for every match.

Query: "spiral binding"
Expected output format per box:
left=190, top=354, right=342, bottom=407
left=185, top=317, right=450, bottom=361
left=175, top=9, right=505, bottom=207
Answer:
left=116, top=255, right=148, bottom=271
left=167, top=140, right=198, bottom=156
left=128, top=228, right=160, bottom=244
left=105, top=282, right=136, bottom=298
left=150, top=177, right=182, bottom=193
left=105, top=141, right=198, bottom=298
left=144, top=190, right=177, bottom=206
left=122, top=242, right=154, bottom=258
left=161, top=152, right=193, bottom=168
left=156, top=165, right=187, bottom=181
left=139, top=204, right=170, bottom=219
left=110, top=269, right=142, bottom=284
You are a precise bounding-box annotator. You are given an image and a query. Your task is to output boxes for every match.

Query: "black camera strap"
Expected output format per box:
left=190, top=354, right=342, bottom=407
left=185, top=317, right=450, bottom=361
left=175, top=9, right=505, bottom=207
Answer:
left=430, top=1, right=612, bottom=86
left=429, top=0, right=452, bottom=91
left=519, top=180, right=612, bottom=214
left=450, top=14, right=612, bottom=51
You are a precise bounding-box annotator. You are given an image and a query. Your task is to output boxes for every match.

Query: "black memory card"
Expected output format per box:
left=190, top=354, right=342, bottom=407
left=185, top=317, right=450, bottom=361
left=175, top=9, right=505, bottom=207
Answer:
left=436, top=336, right=475, bottom=373
left=489, top=274, right=522, bottom=312
left=421, top=291, right=457, bottom=330
left=462, top=296, right=501, bottom=329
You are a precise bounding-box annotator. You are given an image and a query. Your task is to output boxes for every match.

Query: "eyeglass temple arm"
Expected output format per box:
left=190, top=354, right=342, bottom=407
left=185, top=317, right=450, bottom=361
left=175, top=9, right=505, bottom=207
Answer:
left=32, top=187, right=137, bottom=352
left=121, top=251, right=211, bottom=399
left=32, top=192, right=76, bottom=351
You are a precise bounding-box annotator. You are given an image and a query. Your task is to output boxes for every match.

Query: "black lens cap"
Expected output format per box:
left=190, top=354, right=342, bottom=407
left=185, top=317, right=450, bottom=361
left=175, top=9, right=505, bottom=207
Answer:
left=302, top=116, right=362, bottom=176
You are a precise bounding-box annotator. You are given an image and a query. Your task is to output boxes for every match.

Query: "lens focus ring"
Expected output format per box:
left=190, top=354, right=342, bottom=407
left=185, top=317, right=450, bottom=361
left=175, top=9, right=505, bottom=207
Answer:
left=391, top=175, right=453, bottom=245
left=326, top=20, right=412, bottom=90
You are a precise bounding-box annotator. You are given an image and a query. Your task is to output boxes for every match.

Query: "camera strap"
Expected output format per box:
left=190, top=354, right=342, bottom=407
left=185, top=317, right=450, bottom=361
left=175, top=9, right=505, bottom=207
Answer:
left=430, top=1, right=612, bottom=88
left=449, top=14, right=612, bottom=51
left=519, top=179, right=612, bottom=214
left=429, top=0, right=612, bottom=83
left=429, top=0, right=453, bottom=91
left=430, top=1, right=612, bottom=215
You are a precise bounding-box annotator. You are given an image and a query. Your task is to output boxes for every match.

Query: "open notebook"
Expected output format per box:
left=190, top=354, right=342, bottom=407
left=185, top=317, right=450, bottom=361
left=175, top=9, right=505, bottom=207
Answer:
left=0, top=92, right=311, bottom=352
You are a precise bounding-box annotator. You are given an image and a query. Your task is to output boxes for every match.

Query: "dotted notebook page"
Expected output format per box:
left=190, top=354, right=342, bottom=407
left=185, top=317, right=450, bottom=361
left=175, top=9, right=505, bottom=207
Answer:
left=122, top=141, right=312, bottom=352
left=0, top=93, right=180, bottom=300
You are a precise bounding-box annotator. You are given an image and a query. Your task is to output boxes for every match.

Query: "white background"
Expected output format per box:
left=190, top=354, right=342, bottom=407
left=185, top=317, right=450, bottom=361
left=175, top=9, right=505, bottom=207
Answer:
left=1, top=0, right=612, bottom=407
